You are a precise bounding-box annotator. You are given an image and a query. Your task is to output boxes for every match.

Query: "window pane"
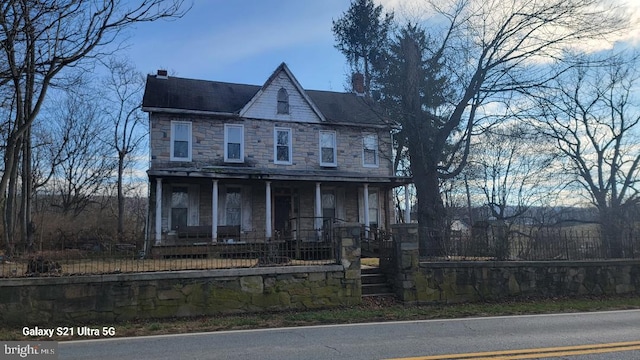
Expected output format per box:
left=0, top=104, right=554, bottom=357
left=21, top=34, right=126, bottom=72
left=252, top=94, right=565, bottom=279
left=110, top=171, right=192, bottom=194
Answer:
left=277, top=145, right=289, bottom=161
left=227, top=126, right=242, bottom=143
left=174, top=123, right=189, bottom=141
left=320, top=132, right=334, bottom=148
left=174, top=140, right=188, bottom=158
left=364, top=149, right=376, bottom=165
left=364, top=135, right=376, bottom=150
left=277, top=131, right=289, bottom=146
left=321, top=147, right=334, bottom=163
left=227, top=143, right=241, bottom=159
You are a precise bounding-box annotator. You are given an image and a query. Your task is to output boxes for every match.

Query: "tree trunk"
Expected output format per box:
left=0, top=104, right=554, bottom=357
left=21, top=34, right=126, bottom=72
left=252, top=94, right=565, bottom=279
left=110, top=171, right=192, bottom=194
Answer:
left=410, top=151, right=447, bottom=257
left=600, top=208, right=624, bottom=258
left=117, top=152, right=125, bottom=243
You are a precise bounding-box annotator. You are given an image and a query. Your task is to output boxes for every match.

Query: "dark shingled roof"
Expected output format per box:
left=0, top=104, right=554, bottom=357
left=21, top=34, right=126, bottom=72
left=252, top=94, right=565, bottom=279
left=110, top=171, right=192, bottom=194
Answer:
left=142, top=74, right=387, bottom=126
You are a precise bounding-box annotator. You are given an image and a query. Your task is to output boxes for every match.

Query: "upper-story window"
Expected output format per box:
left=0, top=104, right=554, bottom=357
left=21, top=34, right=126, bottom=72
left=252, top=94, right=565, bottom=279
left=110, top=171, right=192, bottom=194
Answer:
left=170, top=121, right=192, bottom=161
left=277, top=88, right=289, bottom=114
left=224, top=124, right=244, bottom=163
left=363, top=134, right=379, bottom=167
left=319, top=130, right=337, bottom=167
left=274, top=127, right=292, bottom=165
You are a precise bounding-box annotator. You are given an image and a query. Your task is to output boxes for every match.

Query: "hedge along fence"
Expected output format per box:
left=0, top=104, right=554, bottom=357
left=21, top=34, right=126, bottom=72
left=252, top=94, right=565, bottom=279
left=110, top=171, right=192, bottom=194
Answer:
left=0, top=223, right=363, bottom=326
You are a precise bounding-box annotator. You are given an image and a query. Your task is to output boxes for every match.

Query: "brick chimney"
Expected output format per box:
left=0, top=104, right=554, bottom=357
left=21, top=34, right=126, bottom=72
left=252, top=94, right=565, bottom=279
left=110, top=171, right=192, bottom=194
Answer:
left=351, top=73, right=365, bottom=96
left=156, top=69, right=168, bottom=79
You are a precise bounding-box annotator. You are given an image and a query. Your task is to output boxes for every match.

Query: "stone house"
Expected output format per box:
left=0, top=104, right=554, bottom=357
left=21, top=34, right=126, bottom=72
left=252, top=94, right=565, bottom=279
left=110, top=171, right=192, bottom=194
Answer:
left=142, top=63, right=408, bottom=247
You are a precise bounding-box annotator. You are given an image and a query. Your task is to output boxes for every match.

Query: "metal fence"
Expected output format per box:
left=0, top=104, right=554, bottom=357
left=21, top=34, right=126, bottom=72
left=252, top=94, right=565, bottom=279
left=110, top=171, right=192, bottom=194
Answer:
left=0, top=238, right=339, bottom=278
left=431, top=227, right=640, bottom=261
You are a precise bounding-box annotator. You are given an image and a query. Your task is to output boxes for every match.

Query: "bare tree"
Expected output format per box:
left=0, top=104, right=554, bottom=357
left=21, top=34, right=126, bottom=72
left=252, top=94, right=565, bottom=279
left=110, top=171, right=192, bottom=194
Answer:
left=532, top=53, right=640, bottom=257
left=47, top=93, right=117, bottom=217
left=99, top=57, right=147, bottom=242
left=0, top=0, right=188, bottom=255
left=464, top=122, right=559, bottom=258
left=375, top=0, right=628, bottom=256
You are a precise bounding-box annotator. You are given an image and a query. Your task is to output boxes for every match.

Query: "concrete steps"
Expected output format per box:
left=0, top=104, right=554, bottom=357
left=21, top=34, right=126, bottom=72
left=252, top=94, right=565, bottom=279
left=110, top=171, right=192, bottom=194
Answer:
left=361, top=267, right=394, bottom=297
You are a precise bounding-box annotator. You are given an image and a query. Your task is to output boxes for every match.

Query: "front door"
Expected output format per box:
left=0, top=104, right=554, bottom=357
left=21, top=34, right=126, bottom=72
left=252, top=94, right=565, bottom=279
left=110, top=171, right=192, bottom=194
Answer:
left=274, top=194, right=291, bottom=239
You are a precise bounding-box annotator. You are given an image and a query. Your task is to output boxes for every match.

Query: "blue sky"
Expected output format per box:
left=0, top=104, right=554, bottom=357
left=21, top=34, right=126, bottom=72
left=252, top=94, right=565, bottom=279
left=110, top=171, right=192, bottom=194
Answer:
left=123, top=0, right=640, bottom=93
left=126, top=0, right=353, bottom=91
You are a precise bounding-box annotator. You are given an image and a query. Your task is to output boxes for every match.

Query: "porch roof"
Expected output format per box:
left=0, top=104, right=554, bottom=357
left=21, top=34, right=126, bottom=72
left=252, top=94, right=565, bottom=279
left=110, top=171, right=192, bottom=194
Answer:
left=148, top=166, right=412, bottom=185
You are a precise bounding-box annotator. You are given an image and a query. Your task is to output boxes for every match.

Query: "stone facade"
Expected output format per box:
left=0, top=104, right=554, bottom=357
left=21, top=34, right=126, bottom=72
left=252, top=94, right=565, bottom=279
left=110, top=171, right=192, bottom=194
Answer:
left=150, top=115, right=393, bottom=177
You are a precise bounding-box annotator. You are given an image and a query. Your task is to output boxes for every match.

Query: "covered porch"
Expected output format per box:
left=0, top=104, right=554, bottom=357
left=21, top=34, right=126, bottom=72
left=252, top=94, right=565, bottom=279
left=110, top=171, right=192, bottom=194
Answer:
left=146, top=167, right=411, bottom=255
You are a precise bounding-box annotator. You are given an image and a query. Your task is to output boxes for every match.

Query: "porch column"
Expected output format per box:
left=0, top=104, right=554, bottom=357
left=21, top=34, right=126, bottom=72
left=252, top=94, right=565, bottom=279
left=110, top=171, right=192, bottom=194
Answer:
left=265, top=181, right=272, bottom=239
left=363, top=183, right=370, bottom=239
left=404, top=183, right=411, bottom=224
left=315, top=182, right=322, bottom=232
left=155, top=178, right=162, bottom=245
left=212, top=180, right=218, bottom=242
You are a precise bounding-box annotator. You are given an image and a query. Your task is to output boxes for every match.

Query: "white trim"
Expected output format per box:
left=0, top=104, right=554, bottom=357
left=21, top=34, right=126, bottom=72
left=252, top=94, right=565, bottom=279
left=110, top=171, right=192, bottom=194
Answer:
left=274, top=127, right=292, bottom=165
left=362, top=133, right=379, bottom=168
left=170, top=121, right=192, bottom=162
left=319, top=130, right=337, bottom=167
left=224, top=124, right=244, bottom=163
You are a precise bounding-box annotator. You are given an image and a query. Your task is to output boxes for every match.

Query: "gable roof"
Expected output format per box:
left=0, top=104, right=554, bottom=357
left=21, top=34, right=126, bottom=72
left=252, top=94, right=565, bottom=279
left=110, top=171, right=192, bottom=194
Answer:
left=142, top=63, right=388, bottom=127
left=239, top=62, right=326, bottom=122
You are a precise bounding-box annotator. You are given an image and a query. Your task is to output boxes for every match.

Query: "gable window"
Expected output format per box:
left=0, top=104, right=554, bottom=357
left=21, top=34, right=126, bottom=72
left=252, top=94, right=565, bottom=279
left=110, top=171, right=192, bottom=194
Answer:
left=274, top=127, right=292, bottom=164
left=224, top=124, right=244, bottom=162
left=319, top=130, right=337, bottom=167
left=171, top=121, right=191, bottom=161
left=363, top=134, right=379, bottom=167
left=277, top=88, right=289, bottom=114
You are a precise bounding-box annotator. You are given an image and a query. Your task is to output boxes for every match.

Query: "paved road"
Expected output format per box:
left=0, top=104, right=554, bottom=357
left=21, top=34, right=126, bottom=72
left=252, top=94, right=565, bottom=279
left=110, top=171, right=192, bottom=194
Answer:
left=59, top=309, right=640, bottom=359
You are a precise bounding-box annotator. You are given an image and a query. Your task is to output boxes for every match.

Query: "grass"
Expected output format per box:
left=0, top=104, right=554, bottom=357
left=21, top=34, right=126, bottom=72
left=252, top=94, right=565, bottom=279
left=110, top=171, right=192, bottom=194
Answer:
left=2, top=294, right=640, bottom=341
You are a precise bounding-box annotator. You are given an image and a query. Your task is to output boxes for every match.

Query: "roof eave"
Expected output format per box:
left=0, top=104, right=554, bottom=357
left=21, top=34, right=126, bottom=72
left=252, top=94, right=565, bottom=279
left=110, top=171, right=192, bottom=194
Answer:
left=142, top=107, right=238, bottom=117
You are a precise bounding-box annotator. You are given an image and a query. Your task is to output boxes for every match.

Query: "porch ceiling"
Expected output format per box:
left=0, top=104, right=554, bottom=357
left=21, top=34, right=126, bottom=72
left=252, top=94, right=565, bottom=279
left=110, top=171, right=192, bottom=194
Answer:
left=148, top=167, right=412, bottom=185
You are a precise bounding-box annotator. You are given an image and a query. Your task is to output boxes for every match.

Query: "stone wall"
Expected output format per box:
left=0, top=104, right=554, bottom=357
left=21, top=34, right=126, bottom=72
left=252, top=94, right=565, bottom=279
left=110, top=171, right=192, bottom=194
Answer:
left=0, top=266, right=359, bottom=326
left=0, top=224, right=363, bottom=326
left=390, top=224, right=640, bottom=304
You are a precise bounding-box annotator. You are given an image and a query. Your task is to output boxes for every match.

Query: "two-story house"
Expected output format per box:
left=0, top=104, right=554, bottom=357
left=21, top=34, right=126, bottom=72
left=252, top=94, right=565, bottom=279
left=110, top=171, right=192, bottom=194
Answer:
left=142, top=63, right=406, bottom=250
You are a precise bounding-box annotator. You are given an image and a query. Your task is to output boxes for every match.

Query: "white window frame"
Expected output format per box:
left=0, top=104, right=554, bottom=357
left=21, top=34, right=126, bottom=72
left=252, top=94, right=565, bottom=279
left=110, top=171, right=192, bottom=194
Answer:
left=170, top=121, right=192, bottom=161
left=224, top=124, right=244, bottom=163
left=362, top=133, right=379, bottom=167
left=274, top=127, right=292, bottom=165
left=319, top=130, right=337, bottom=167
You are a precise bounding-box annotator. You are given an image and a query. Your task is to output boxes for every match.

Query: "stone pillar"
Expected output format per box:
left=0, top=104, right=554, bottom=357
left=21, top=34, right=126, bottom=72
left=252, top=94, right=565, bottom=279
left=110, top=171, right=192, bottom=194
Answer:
left=334, top=222, right=363, bottom=305
left=212, top=180, right=218, bottom=242
left=265, top=181, right=272, bottom=239
left=391, top=223, right=419, bottom=303
left=155, top=178, right=162, bottom=245
left=404, top=183, right=411, bottom=224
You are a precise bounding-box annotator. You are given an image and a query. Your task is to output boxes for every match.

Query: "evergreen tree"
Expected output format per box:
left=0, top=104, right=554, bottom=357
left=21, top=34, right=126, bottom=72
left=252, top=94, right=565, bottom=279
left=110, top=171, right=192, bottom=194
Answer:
left=332, top=0, right=393, bottom=96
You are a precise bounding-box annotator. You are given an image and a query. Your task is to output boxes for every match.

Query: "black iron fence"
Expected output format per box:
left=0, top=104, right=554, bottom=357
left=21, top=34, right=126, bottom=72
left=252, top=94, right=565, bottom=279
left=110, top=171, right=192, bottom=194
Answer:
left=423, top=226, right=640, bottom=261
left=0, top=237, right=339, bottom=278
